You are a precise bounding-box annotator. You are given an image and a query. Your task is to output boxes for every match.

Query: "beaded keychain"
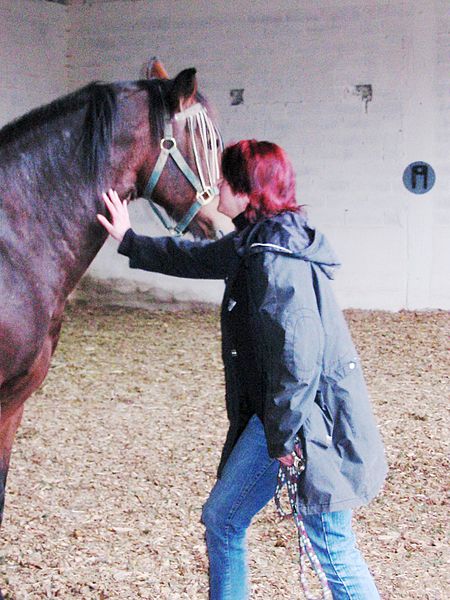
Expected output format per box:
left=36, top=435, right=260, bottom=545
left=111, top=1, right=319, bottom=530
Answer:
left=274, top=443, right=332, bottom=599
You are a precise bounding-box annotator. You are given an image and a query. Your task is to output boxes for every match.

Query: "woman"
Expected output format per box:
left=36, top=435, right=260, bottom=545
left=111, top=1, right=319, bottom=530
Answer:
left=97, top=140, right=387, bottom=600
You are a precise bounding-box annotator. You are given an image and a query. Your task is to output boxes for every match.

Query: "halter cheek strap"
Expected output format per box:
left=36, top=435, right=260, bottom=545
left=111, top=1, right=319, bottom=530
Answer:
left=142, top=103, right=222, bottom=236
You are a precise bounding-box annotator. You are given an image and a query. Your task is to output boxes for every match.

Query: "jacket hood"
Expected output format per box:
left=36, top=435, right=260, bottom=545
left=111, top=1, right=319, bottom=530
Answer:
left=292, top=228, right=341, bottom=279
left=238, top=211, right=341, bottom=279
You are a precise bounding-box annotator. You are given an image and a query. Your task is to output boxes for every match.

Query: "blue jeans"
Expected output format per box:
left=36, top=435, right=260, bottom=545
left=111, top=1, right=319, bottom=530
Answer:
left=201, top=415, right=380, bottom=600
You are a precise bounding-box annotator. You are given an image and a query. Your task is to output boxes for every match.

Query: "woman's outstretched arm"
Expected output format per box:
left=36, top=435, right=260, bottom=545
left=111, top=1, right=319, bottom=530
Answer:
left=97, top=189, right=239, bottom=280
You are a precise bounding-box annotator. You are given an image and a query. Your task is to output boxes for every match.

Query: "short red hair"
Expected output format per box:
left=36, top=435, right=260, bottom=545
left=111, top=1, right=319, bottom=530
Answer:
left=221, top=140, right=301, bottom=223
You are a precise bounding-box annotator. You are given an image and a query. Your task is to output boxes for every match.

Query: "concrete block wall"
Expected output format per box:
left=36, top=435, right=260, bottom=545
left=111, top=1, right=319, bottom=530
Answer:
left=66, top=0, right=449, bottom=310
left=432, top=0, right=450, bottom=308
left=0, top=0, right=68, bottom=124
left=1, top=0, right=449, bottom=309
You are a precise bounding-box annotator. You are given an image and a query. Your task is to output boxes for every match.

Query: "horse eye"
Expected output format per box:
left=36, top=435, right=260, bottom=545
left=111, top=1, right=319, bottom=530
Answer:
left=207, top=137, right=221, bottom=150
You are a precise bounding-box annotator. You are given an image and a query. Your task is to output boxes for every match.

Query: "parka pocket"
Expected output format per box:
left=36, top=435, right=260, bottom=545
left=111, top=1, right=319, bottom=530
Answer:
left=324, top=351, right=368, bottom=439
left=304, top=391, right=334, bottom=449
left=285, top=308, right=324, bottom=379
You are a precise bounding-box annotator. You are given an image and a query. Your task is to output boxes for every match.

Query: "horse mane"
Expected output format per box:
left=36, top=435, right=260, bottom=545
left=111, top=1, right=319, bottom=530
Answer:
left=0, top=80, right=166, bottom=186
left=0, top=79, right=210, bottom=188
left=81, top=83, right=118, bottom=181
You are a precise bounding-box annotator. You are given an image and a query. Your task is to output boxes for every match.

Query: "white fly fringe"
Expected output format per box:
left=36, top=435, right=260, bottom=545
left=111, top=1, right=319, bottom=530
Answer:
left=177, top=103, right=223, bottom=194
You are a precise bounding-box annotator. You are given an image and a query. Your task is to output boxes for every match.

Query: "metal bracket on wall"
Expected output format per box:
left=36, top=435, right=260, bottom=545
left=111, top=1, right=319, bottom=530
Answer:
left=353, top=85, right=373, bottom=113
left=230, top=89, right=244, bottom=106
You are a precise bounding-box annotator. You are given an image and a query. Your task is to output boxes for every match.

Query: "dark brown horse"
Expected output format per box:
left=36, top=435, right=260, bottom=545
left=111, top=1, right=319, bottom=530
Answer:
left=0, top=60, right=224, bottom=595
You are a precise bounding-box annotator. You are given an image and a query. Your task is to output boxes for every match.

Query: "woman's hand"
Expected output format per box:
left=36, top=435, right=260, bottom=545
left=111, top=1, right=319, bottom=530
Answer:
left=97, top=189, right=131, bottom=243
left=278, top=454, right=295, bottom=467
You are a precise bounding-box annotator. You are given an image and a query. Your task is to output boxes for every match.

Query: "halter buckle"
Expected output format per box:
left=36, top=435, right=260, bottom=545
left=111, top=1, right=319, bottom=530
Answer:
left=196, top=186, right=217, bottom=206
left=160, top=137, right=176, bottom=151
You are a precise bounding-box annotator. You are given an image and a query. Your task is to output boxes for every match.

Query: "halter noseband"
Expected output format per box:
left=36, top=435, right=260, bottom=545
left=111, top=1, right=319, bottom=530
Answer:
left=142, top=102, right=223, bottom=236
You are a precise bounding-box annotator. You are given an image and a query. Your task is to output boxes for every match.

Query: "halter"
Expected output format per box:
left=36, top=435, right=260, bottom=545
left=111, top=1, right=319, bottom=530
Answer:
left=142, top=102, right=223, bottom=236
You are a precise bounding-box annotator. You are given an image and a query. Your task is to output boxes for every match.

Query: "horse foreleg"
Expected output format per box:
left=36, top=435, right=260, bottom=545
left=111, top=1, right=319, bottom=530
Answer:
left=0, top=404, right=25, bottom=526
left=0, top=334, right=54, bottom=523
left=0, top=404, right=25, bottom=600
left=0, top=336, right=54, bottom=599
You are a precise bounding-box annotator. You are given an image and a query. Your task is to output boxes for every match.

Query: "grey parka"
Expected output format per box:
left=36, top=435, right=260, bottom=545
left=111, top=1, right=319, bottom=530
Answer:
left=118, top=210, right=387, bottom=515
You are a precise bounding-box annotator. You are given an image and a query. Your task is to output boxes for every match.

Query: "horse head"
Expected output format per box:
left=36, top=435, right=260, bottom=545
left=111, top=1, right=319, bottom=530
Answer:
left=109, top=60, right=231, bottom=239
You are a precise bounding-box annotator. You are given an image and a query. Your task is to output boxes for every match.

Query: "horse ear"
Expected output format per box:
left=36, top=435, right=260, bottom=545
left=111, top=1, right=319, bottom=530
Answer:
left=168, top=68, right=198, bottom=111
left=146, top=57, right=169, bottom=80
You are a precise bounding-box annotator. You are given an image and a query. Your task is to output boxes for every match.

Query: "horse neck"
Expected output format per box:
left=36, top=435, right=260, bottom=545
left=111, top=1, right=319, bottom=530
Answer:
left=0, top=101, right=151, bottom=302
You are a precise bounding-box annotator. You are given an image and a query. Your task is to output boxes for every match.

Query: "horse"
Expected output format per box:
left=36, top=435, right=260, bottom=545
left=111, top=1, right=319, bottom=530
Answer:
left=0, top=59, right=225, bottom=596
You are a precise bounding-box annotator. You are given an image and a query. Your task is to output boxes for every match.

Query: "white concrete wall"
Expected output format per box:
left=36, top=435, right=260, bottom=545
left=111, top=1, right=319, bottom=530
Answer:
left=431, top=0, right=450, bottom=309
left=0, top=0, right=68, bottom=125
left=67, top=0, right=450, bottom=310
left=2, top=0, right=449, bottom=309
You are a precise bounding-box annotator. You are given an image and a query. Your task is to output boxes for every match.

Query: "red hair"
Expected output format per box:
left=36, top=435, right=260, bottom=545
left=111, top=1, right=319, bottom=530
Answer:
left=221, top=140, right=301, bottom=223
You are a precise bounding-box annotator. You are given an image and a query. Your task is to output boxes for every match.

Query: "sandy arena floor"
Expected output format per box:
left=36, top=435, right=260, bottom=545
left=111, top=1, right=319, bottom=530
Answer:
left=0, top=302, right=448, bottom=599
